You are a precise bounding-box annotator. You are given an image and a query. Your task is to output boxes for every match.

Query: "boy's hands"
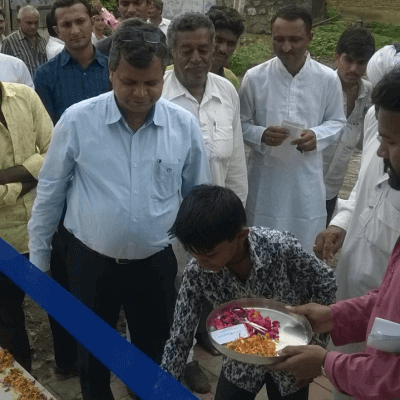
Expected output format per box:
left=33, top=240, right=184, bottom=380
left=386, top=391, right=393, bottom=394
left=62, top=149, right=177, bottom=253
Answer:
left=286, top=303, right=334, bottom=334
left=268, top=345, right=327, bottom=386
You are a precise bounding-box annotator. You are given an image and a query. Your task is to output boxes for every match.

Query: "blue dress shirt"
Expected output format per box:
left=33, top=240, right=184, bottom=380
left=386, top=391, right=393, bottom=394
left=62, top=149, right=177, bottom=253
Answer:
left=28, top=92, right=211, bottom=272
left=33, top=47, right=109, bottom=123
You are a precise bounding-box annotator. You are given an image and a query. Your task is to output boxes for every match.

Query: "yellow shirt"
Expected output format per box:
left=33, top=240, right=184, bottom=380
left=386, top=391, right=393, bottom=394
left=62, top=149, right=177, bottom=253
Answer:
left=0, top=82, right=53, bottom=253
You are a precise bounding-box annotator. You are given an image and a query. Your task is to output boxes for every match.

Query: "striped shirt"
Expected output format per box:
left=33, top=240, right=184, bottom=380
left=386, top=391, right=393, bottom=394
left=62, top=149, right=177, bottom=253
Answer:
left=1, top=29, right=47, bottom=76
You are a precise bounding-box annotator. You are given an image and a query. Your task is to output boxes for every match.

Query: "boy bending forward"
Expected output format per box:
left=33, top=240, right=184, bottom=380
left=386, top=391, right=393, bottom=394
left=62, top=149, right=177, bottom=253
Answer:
left=161, top=185, right=336, bottom=399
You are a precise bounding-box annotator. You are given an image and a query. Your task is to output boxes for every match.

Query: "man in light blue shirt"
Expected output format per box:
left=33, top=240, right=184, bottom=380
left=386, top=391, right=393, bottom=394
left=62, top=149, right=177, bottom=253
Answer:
left=28, top=18, right=210, bottom=400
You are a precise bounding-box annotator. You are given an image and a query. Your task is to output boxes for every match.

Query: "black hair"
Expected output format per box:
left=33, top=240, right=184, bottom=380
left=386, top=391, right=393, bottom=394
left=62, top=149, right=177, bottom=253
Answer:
left=336, top=27, right=375, bottom=61
left=168, top=185, right=247, bottom=255
left=271, top=5, right=312, bottom=33
left=51, top=0, right=91, bottom=23
left=109, top=17, right=169, bottom=71
left=167, top=11, right=215, bottom=50
left=151, top=0, right=163, bottom=13
left=91, top=7, right=101, bottom=17
left=206, top=5, right=245, bottom=39
left=371, top=67, right=400, bottom=113
left=46, top=12, right=58, bottom=37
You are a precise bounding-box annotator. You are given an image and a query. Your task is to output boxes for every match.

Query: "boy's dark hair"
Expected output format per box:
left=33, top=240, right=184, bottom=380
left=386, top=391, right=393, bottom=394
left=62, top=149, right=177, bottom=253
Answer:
left=336, top=27, right=375, bottom=61
left=109, top=17, right=169, bottom=71
left=46, top=12, right=58, bottom=37
left=152, top=0, right=163, bottom=13
left=371, top=67, right=400, bottom=113
left=206, top=5, right=245, bottom=39
left=168, top=185, right=247, bottom=255
left=51, top=0, right=91, bottom=23
left=271, top=5, right=312, bottom=33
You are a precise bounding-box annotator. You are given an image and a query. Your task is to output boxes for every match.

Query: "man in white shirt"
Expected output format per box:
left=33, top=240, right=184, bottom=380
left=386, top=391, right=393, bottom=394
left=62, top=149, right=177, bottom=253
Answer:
left=162, top=11, right=248, bottom=394
left=323, top=27, right=375, bottom=225
left=0, top=8, right=6, bottom=51
left=0, top=53, right=34, bottom=89
left=314, top=44, right=400, bottom=400
left=45, top=12, right=64, bottom=60
left=240, top=5, right=345, bottom=254
left=148, top=0, right=170, bottom=36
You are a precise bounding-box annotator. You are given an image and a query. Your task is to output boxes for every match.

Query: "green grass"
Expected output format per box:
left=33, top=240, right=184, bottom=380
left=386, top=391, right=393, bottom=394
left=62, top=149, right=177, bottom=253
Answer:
left=230, top=41, right=271, bottom=77
left=309, top=11, right=400, bottom=58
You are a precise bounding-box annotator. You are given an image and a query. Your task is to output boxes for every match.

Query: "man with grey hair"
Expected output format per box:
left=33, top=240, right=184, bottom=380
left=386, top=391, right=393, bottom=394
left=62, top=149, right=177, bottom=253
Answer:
left=148, top=0, right=170, bottom=35
left=1, top=5, right=47, bottom=76
left=28, top=17, right=210, bottom=400
left=163, top=11, right=248, bottom=394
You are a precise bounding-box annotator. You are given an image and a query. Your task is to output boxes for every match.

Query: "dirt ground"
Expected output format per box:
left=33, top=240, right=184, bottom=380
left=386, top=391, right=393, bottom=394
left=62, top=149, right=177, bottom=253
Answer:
left=22, top=51, right=360, bottom=385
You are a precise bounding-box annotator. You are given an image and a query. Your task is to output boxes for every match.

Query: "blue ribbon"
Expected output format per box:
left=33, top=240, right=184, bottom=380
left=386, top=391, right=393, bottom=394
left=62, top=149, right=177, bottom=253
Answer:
left=0, top=239, right=196, bottom=400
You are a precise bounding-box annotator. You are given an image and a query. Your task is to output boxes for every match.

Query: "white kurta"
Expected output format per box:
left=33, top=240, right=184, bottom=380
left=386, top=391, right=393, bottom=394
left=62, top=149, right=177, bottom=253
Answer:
left=240, top=54, right=346, bottom=253
left=163, top=69, right=248, bottom=205
left=0, top=53, right=34, bottom=89
left=331, top=105, right=400, bottom=302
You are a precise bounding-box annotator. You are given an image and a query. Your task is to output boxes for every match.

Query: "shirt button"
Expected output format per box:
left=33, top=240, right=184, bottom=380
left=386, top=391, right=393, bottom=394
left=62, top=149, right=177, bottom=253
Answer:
left=134, top=190, right=138, bottom=195
left=134, top=163, right=138, bottom=168
left=133, top=218, right=137, bottom=222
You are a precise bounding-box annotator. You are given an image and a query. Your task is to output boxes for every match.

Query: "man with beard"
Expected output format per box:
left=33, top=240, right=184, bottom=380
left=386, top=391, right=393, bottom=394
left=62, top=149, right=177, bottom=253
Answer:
left=313, top=45, right=400, bottom=400
left=206, top=5, right=245, bottom=89
left=96, top=0, right=149, bottom=56
left=268, top=68, right=400, bottom=400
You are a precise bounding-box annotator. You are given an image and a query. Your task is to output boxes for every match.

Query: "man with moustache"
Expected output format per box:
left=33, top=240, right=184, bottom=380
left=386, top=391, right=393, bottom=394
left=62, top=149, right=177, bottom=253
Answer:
left=162, top=11, right=247, bottom=393
left=313, top=45, right=400, bottom=400
left=1, top=5, right=47, bottom=76
left=96, top=0, right=149, bottom=56
left=28, top=19, right=210, bottom=400
left=268, top=69, right=400, bottom=400
left=240, top=5, right=345, bottom=254
left=32, top=0, right=109, bottom=377
left=206, top=5, right=245, bottom=89
left=323, top=27, right=375, bottom=225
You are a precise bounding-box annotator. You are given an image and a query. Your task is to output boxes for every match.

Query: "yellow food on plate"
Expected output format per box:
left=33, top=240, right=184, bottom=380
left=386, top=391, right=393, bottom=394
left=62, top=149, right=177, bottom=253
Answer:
left=226, top=333, right=277, bottom=357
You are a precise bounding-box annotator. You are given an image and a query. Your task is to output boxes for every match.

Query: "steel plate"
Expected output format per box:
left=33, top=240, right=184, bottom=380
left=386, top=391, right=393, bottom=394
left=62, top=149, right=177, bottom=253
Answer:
left=206, top=298, right=313, bottom=365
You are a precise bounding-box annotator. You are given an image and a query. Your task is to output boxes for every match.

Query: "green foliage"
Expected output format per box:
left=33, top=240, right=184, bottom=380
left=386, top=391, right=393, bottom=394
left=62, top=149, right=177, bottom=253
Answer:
left=230, top=41, right=270, bottom=77
left=309, top=10, right=400, bottom=58
left=98, top=0, right=117, bottom=12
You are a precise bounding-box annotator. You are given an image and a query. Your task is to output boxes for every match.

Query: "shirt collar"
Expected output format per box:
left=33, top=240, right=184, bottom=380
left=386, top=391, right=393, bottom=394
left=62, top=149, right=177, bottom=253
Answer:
left=105, top=91, right=160, bottom=128
left=276, top=51, right=311, bottom=76
left=49, top=36, right=64, bottom=45
left=167, top=69, right=221, bottom=104
left=59, top=46, right=108, bottom=68
left=335, top=70, right=369, bottom=99
left=0, top=34, right=5, bottom=42
left=0, top=82, right=17, bottom=99
left=17, top=28, right=43, bottom=41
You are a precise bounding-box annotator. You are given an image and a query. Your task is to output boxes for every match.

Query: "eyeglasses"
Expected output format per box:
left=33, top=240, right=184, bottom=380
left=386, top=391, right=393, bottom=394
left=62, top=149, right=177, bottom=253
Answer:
left=120, top=30, right=164, bottom=45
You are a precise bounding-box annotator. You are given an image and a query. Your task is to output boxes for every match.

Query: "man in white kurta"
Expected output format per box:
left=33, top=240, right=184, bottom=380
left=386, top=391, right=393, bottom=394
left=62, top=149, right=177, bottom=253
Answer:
left=240, top=6, right=345, bottom=254
left=313, top=44, right=400, bottom=400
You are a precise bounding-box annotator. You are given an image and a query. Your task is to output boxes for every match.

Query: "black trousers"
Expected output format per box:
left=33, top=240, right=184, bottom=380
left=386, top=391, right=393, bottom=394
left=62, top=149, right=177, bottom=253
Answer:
left=48, top=223, right=78, bottom=369
left=326, top=195, right=338, bottom=227
left=64, top=229, right=177, bottom=400
left=215, top=369, right=309, bottom=400
left=0, top=253, right=31, bottom=372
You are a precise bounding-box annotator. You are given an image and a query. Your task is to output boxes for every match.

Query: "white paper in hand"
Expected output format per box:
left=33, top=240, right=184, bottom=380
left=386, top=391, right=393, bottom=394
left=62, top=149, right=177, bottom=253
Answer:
left=270, top=119, right=305, bottom=160
left=367, top=317, right=400, bottom=353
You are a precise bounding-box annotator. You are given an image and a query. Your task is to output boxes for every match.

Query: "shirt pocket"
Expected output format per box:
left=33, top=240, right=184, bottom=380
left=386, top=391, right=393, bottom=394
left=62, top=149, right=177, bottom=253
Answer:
left=359, top=197, right=400, bottom=255
left=210, top=124, right=234, bottom=162
left=151, top=160, right=180, bottom=200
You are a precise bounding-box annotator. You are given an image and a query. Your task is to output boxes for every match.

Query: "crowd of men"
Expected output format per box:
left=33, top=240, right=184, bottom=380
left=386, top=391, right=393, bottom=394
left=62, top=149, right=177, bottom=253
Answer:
left=1, top=1, right=400, bottom=400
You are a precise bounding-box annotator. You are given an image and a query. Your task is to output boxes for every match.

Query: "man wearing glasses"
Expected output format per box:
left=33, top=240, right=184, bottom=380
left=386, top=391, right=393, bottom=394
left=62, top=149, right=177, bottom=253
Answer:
left=28, top=18, right=211, bottom=400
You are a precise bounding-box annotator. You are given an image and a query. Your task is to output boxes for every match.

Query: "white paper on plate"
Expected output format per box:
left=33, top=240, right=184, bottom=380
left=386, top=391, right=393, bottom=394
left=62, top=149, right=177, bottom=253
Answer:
left=270, top=119, right=305, bottom=160
left=367, top=317, right=400, bottom=353
left=210, top=324, right=249, bottom=345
